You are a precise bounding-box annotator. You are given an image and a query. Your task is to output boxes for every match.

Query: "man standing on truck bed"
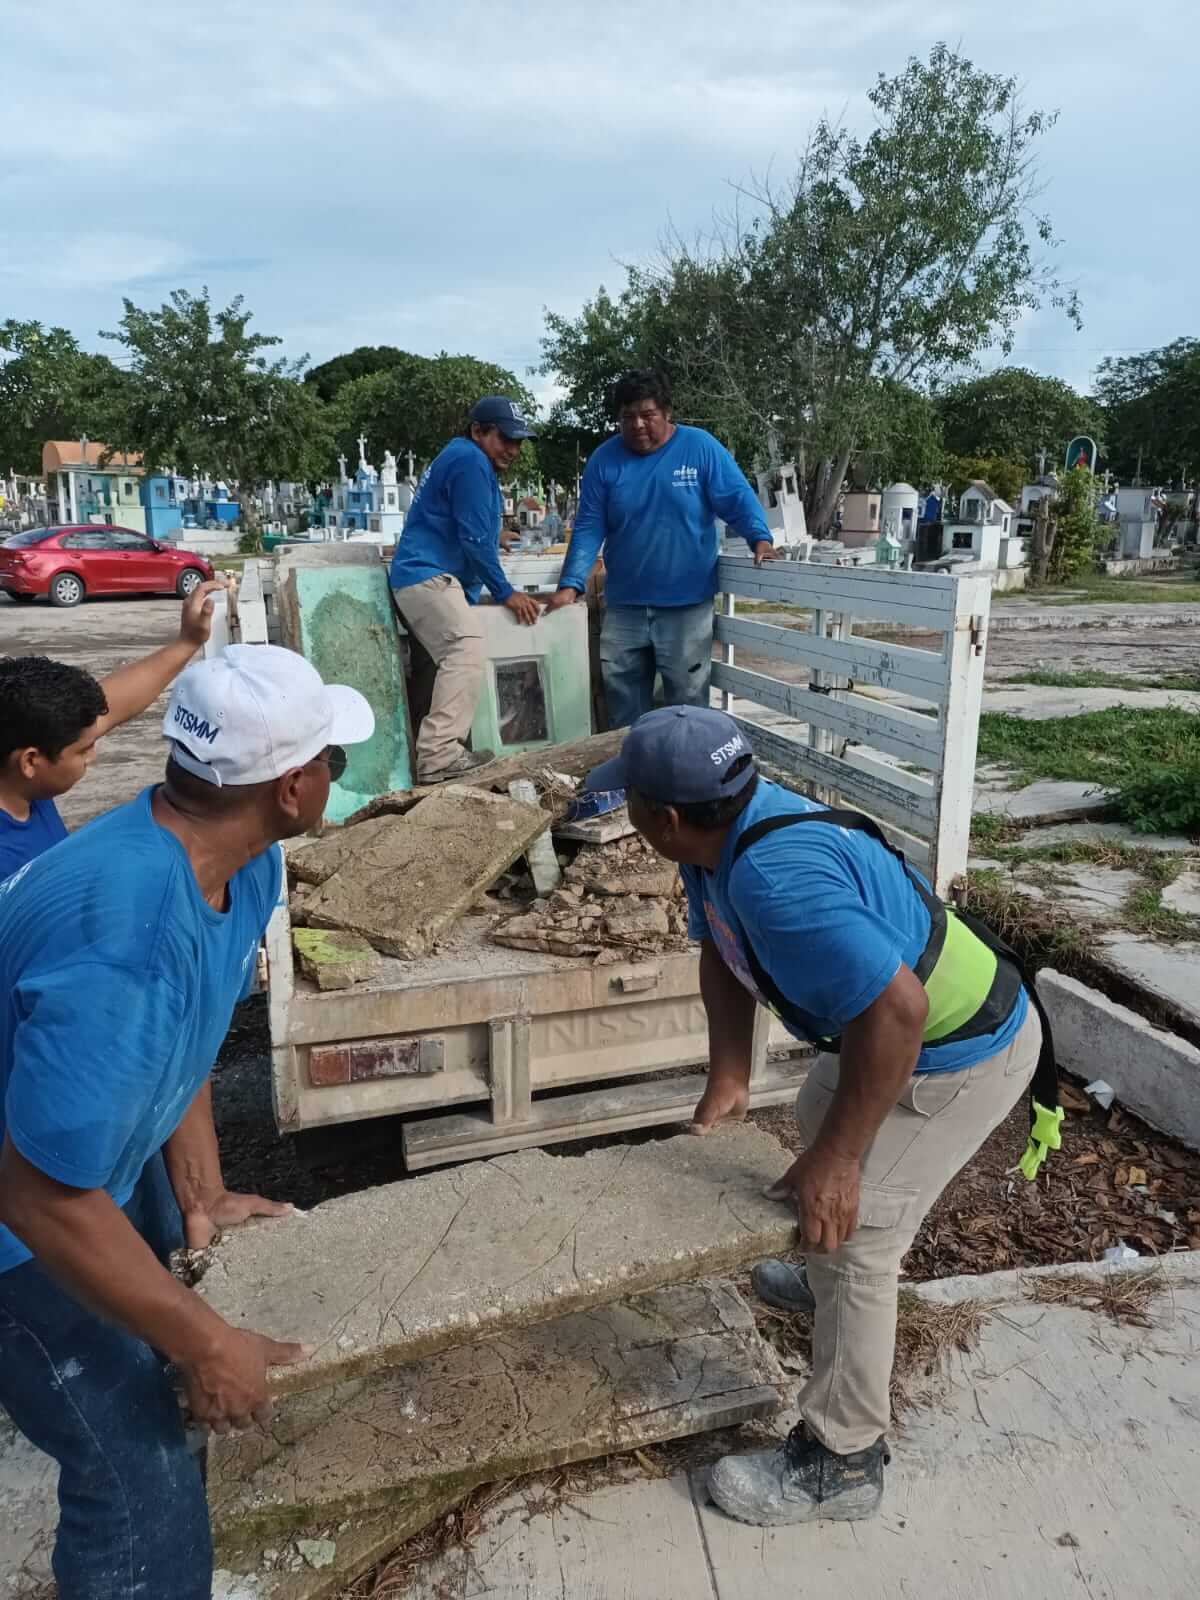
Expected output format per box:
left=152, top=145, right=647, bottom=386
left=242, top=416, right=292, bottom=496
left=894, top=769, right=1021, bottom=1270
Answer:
left=0, top=644, right=374, bottom=1600
left=390, top=397, right=544, bottom=784
left=586, top=705, right=1060, bottom=1529
left=543, top=369, right=774, bottom=726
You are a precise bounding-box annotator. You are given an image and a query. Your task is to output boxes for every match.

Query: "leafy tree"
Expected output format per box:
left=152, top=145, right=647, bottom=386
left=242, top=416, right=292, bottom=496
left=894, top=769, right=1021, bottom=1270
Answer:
left=936, top=367, right=1102, bottom=469
left=855, top=382, right=945, bottom=489
left=1045, top=463, right=1100, bottom=583
left=99, top=289, right=333, bottom=499
left=303, top=345, right=416, bottom=404
left=0, top=321, right=117, bottom=474
left=331, top=352, right=537, bottom=473
left=944, top=453, right=1026, bottom=507
left=1094, top=338, right=1200, bottom=484
left=543, top=44, right=1079, bottom=537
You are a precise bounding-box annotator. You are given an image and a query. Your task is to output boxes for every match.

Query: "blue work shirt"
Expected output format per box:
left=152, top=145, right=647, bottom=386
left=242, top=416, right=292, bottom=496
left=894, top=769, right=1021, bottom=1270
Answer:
left=388, top=437, right=513, bottom=604
left=0, top=787, right=281, bottom=1274
left=681, top=780, right=1026, bottom=1074
left=0, top=797, right=67, bottom=881
left=558, top=425, right=771, bottom=608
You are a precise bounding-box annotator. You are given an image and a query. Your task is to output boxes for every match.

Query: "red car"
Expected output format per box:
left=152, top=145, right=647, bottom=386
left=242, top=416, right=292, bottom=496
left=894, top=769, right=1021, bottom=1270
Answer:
left=0, top=525, right=215, bottom=608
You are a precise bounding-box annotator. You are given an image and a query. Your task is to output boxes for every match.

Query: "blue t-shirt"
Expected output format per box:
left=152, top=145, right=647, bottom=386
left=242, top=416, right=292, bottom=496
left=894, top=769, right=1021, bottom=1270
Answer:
left=388, top=437, right=512, bottom=605
left=0, top=797, right=67, bottom=881
left=681, top=780, right=1026, bottom=1075
left=558, top=425, right=771, bottom=608
left=0, top=787, right=282, bottom=1274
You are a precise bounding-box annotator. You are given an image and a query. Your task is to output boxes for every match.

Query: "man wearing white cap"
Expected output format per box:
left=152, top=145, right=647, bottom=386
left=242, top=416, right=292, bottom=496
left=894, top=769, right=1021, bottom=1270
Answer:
left=0, top=645, right=374, bottom=1600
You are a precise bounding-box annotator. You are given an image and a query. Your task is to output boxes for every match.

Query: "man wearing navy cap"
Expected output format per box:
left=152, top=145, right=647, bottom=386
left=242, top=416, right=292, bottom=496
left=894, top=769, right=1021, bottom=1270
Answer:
left=587, top=706, right=1047, bottom=1529
left=390, top=397, right=544, bottom=784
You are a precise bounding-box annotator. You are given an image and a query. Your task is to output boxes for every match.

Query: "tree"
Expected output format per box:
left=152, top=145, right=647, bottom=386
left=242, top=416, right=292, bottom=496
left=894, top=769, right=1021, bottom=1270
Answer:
left=303, top=345, right=416, bottom=404
left=99, top=289, right=333, bottom=496
left=1094, top=338, right=1200, bottom=484
left=855, top=381, right=946, bottom=489
left=944, top=453, right=1026, bottom=507
left=331, top=352, right=537, bottom=473
left=936, top=367, right=1102, bottom=468
left=543, top=44, right=1079, bottom=536
left=0, top=321, right=117, bottom=475
left=1028, top=463, right=1099, bottom=586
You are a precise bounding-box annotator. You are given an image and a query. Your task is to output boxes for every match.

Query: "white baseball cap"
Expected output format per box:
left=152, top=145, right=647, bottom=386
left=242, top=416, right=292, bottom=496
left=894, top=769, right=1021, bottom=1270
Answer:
left=163, top=644, right=375, bottom=787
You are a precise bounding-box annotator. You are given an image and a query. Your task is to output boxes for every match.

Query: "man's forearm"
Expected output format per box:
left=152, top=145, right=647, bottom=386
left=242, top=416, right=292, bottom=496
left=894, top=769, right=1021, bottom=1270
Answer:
left=700, top=937, right=756, bottom=1083
left=99, top=637, right=198, bottom=731
left=0, top=1136, right=224, bottom=1365
left=811, top=971, right=927, bottom=1162
left=164, top=1079, right=224, bottom=1216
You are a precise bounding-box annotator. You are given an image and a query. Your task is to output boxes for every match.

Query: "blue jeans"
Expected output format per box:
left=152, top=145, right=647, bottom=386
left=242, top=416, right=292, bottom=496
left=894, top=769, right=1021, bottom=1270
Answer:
left=599, top=600, right=715, bottom=728
left=0, top=1155, right=212, bottom=1600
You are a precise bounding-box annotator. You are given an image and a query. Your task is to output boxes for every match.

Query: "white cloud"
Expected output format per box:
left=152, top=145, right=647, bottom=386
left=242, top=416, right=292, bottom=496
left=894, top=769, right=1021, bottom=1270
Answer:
left=0, top=0, right=1193, bottom=405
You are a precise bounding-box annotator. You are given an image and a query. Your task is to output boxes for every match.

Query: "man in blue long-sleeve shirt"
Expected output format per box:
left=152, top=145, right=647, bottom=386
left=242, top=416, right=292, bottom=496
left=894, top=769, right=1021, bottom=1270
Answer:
left=544, top=370, right=774, bottom=726
left=390, top=398, right=542, bottom=782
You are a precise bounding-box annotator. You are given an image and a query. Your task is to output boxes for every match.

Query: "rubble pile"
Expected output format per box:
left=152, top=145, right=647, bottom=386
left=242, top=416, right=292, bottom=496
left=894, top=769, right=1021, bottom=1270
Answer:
left=492, top=833, right=690, bottom=961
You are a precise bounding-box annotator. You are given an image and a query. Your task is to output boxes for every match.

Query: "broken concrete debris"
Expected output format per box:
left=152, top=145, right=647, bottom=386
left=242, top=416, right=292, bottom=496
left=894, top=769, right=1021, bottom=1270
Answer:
left=291, top=928, right=380, bottom=991
left=492, top=833, right=690, bottom=960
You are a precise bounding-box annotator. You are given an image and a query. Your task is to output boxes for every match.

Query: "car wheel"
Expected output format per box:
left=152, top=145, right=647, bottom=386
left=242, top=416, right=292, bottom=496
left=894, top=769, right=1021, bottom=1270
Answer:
left=48, top=572, right=85, bottom=608
left=177, top=567, right=205, bottom=597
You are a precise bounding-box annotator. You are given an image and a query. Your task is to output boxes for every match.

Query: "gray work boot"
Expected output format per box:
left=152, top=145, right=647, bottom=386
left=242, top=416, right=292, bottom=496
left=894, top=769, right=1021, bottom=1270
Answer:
left=419, top=748, right=495, bottom=784
left=751, top=1259, right=816, bottom=1315
left=707, top=1422, right=889, bottom=1527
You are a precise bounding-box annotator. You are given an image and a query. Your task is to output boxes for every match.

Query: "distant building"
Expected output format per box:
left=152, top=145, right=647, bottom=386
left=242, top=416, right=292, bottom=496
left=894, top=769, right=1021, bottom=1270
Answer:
left=42, top=440, right=148, bottom=533
left=314, top=436, right=410, bottom=545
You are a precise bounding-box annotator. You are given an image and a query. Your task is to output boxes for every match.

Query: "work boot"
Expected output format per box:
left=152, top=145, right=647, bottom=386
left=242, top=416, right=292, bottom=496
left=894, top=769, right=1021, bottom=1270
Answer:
left=419, top=748, right=495, bottom=784
left=751, top=1259, right=816, bottom=1315
left=707, top=1422, right=889, bottom=1527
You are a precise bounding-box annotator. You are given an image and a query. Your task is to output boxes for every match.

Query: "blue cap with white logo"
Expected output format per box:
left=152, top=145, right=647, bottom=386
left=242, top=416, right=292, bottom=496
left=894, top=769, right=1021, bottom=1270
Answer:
left=469, top=395, right=537, bottom=440
left=585, top=706, right=756, bottom=805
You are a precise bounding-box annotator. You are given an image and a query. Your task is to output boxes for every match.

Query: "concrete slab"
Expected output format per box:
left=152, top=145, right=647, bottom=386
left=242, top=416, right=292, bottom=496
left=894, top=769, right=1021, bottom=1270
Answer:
left=209, top=1280, right=784, bottom=1540
left=984, top=684, right=1200, bottom=719
left=1016, top=820, right=1198, bottom=853
left=195, top=1124, right=796, bottom=1396
left=1162, top=866, right=1200, bottom=917
left=407, top=1255, right=1200, bottom=1600
left=1040, top=969, right=1200, bottom=1148
left=973, top=778, right=1113, bottom=823
left=1097, top=934, right=1200, bottom=1032
left=303, top=785, right=549, bottom=958
left=1011, top=863, right=1142, bottom=920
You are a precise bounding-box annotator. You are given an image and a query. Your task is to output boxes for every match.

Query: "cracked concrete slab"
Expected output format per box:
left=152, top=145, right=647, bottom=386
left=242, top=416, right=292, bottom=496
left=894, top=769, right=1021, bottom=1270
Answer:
left=983, top=684, right=1200, bottom=719
left=209, top=1280, right=784, bottom=1542
left=1097, top=934, right=1200, bottom=1033
left=974, top=777, right=1113, bottom=823
left=195, top=1125, right=796, bottom=1396
left=1016, top=820, right=1198, bottom=853
left=302, top=785, right=550, bottom=958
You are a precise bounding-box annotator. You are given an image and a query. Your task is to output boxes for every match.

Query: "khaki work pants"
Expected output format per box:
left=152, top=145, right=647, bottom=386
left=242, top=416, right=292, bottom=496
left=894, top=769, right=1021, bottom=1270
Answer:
left=392, top=575, right=485, bottom=779
left=797, top=1006, right=1042, bottom=1453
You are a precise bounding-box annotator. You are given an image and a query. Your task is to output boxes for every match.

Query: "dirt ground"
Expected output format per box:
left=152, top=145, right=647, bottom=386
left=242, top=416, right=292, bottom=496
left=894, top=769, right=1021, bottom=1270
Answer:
left=10, top=589, right=1200, bottom=1281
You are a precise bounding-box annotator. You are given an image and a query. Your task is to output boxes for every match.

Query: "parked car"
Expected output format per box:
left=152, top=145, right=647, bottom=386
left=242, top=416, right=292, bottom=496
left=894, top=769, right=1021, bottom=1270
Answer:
left=0, top=525, right=215, bottom=607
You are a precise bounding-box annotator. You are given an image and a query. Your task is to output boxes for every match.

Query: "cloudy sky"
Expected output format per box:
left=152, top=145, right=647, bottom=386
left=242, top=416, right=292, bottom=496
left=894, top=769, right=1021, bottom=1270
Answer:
left=2, top=1, right=1192, bottom=408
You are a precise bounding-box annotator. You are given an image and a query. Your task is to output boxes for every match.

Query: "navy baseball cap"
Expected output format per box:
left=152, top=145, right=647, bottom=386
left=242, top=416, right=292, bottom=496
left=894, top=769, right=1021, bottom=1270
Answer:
left=586, top=707, right=757, bottom=805
left=469, top=396, right=537, bottom=440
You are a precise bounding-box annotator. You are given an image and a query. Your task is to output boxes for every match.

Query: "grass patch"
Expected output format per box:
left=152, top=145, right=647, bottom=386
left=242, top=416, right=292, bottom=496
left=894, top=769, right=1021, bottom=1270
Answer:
left=977, top=707, right=1200, bottom=840
left=1004, top=668, right=1200, bottom=693
left=993, top=839, right=1187, bottom=886
left=970, top=813, right=1025, bottom=848
left=1121, top=886, right=1200, bottom=942
left=1022, top=1266, right=1178, bottom=1327
left=960, top=870, right=1090, bottom=969
left=1024, top=571, right=1200, bottom=607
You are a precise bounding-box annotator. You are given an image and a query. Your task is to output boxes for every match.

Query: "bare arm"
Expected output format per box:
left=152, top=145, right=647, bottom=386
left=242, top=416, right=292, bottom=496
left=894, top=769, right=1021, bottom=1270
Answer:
left=94, top=581, right=221, bottom=735
left=165, top=1078, right=292, bottom=1249
left=690, top=937, right=758, bottom=1133
left=0, top=1134, right=304, bottom=1428
left=769, top=965, right=928, bottom=1249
